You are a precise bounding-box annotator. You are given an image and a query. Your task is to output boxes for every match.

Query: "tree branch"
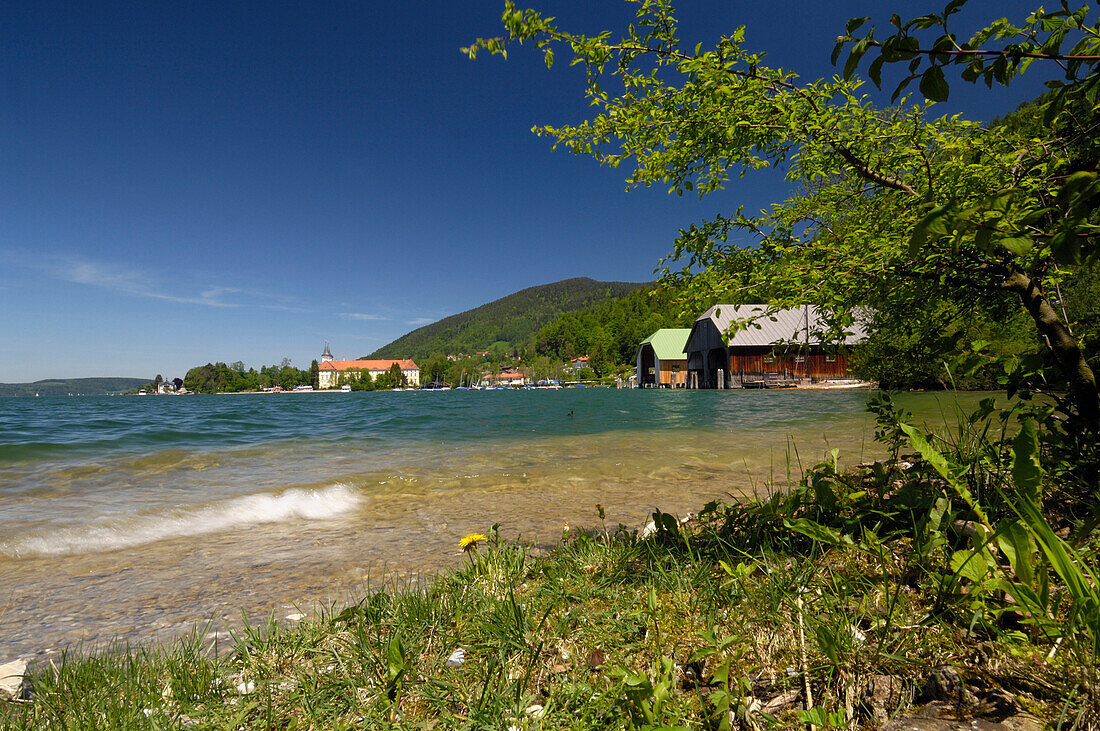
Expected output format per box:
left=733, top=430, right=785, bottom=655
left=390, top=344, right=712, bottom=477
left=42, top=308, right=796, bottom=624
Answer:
left=864, top=43, right=1100, bottom=63
left=832, top=144, right=920, bottom=196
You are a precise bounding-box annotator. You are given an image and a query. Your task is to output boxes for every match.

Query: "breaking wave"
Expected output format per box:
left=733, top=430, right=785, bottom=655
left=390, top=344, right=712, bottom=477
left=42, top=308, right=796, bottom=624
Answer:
left=0, top=483, right=363, bottom=559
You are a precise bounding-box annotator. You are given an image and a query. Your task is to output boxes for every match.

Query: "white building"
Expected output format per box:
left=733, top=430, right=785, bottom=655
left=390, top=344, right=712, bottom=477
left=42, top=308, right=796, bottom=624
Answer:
left=317, top=342, right=420, bottom=388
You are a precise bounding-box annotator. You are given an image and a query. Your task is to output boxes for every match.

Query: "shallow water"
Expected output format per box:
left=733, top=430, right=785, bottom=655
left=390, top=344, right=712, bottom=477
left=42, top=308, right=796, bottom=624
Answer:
left=0, top=388, right=990, bottom=659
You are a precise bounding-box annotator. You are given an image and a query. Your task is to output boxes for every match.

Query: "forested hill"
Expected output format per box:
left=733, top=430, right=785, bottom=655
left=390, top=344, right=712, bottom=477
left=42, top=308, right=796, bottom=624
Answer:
left=0, top=377, right=148, bottom=397
left=368, top=278, right=649, bottom=359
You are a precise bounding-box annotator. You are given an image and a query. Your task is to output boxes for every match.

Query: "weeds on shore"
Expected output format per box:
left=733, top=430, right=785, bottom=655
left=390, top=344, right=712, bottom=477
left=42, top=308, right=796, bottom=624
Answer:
left=2, top=393, right=1097, bottom=729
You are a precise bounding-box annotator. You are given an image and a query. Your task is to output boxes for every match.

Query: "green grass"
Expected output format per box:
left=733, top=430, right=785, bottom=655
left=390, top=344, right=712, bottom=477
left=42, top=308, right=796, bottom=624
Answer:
left=2, top=519, right=1089, bottom=729
left=3, top=400, right=1096, bottom=728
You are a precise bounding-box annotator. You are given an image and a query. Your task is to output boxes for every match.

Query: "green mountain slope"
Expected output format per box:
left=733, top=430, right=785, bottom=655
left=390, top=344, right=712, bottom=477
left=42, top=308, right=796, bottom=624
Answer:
left=0, top=377, right=149, bottom=397
left=368, top=278, right=650, bottom=359
left=532, top=284, right=694, bottom=373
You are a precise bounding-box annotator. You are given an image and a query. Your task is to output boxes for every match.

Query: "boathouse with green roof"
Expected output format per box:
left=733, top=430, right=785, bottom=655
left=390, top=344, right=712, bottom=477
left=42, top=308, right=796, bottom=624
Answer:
left=635, top=328, right=692, bottom=388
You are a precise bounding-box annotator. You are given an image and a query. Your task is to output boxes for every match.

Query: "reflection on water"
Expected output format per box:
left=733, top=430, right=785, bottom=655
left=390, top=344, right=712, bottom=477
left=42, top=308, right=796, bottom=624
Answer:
left=0, top=389, right=994, bottom=659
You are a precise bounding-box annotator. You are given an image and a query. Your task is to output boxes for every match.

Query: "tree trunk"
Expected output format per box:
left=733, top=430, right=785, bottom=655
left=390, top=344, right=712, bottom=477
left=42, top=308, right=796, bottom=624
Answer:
left=1004, top=267, right=1100, bottom=431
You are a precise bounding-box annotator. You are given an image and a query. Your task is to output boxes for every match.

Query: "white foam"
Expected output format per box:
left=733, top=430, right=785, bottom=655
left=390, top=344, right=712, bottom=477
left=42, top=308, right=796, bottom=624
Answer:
left=1, top=483, right=363, bottom=559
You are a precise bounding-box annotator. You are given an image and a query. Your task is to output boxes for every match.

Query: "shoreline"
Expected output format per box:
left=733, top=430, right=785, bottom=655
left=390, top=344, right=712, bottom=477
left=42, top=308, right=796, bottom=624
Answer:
left=1, top=453, right=1077, bottom=727
left=0, top=390, right=1000, bottom=678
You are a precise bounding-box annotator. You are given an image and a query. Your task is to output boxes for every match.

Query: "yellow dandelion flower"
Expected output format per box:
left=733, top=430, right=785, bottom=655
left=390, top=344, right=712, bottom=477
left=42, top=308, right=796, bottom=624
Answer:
left=459, top=533, right=487, bottom=550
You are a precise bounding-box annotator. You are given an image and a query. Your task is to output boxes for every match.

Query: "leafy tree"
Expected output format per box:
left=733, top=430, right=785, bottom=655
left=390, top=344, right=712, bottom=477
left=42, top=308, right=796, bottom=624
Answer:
left=181, top=360, right=311, bottom=393
left=1064, top=260, right=1100, bottom=360
left=850, top=299, right=1035, bottom=390
left=588, top=327, right=614, bottom=377
left=533, top=285, right=689, bottom=366
left=310, top=359, right=320, bottom=390
left=390, top=362, right=409, bottom=388
left=529, top=355, right=561, bottom=383
left=466, top=0, right=1099, bottom=433
left=373, top=363, right=410, bottom=390
left=349, top=369, right=374, bottom=391
left=421, top=353, right=451, bottom=385
left=446, top=356, right=484, bottom=387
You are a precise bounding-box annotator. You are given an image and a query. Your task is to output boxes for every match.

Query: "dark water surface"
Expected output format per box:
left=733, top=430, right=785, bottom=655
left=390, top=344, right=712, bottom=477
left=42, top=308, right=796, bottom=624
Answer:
left=0, top=388, right=988, bottom=659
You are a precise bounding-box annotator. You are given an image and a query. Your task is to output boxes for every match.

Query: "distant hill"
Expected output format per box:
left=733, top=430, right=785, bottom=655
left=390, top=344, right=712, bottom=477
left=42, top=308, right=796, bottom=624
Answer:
left=0, top=377, right=149, bottom=397
left=368, top=278, right=651, bottom=359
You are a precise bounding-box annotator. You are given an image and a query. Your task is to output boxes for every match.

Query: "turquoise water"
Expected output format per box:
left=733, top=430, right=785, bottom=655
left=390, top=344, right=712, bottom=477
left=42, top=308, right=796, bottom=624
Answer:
left=0, top=388, right=985, bottom=659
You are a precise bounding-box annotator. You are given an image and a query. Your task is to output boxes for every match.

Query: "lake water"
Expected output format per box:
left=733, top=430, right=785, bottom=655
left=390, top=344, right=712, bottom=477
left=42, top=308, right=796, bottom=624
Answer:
left=0, top=388, right=984, bottom=660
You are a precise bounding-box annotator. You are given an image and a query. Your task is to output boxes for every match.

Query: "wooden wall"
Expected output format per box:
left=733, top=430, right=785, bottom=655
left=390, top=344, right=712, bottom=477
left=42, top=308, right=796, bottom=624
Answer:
left=658, top=359, right=687, bottom=386
left=728, top=347, right=853, bottom=380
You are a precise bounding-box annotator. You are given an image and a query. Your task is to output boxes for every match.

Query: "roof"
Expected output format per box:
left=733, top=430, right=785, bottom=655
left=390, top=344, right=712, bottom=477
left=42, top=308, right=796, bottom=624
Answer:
left=638, top=328, right=692, bottom=360
left=693, top=305, right=866, bottom=347
left=319, top=359, right=419, bottom=372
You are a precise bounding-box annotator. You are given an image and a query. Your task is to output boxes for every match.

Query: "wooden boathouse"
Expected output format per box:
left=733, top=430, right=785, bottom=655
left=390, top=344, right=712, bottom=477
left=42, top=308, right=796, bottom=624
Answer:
left=635, top=328, right=691, bottom=388
left=683, top=305, right=865, bottom=389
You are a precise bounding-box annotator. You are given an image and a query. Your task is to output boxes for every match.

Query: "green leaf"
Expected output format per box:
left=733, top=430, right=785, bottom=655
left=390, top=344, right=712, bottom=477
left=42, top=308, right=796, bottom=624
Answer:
left=998, top=235, right=1033, bottom=255
left=813, top=623, right=841, bottom=666
left=909, top=203, right=953, bottom=253
left=951, top=548, right=990, bottom=583
left=1059, top=170, right=1097, bottom=202
left=831, top=39, right=845, bottom=67
left=868, top=55, right=885, bottom=89
left=711, top=656, right=730, bottom=687
left=784, top=518, right=851, bottom=546
left=845, top=16, right=870, bottom=34
left=1011, top=419, right=1042, bottom=507
left=1050, top=230, right=1082, bottom=266
left=996, top=520, right=1035, bottom=585
left=901, top=424, right=955, bottom=484
left=919, top=65, right=950, bottom=102
left=901, top=423, right=989, bottom=529
left=944, top=0, right=967, bottom=17
left=973, top=226, right=993, bottom=250
left=844, top=39, right=870, bottom=79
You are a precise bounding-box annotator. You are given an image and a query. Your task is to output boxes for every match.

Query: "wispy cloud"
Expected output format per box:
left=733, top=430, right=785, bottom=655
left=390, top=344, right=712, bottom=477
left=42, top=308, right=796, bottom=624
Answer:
left=339, top=312, right=389, bottom=321
left=57, top=258, right=239, bottom=307
left=20, top=252, right=303, bottom=311
left=406, top=317, right=437, bottom=326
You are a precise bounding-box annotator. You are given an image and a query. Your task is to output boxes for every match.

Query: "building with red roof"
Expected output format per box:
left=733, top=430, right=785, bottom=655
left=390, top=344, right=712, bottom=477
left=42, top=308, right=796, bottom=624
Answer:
left=317, top=342, right=420, bottom=388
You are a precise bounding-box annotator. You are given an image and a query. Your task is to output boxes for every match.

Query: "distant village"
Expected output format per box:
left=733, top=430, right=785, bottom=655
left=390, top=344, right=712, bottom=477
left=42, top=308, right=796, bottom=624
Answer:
left=143, top=303, right=865, bottom=395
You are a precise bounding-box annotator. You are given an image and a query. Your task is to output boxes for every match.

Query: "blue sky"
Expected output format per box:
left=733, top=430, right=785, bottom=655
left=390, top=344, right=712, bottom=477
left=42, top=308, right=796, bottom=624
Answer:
left=1, top=1, right=1048, bottom=382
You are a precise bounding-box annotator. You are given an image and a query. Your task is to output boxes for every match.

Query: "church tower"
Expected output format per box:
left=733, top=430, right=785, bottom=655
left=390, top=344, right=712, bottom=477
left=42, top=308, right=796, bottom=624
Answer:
left=321, top=341, right=334, bottom=363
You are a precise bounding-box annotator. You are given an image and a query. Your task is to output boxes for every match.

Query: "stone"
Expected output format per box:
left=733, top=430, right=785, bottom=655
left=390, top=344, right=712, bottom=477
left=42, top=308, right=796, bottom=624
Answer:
left=860, top=674, right=908, bottom=725
left=762, top=690, right=801, bottom=713
left=920, top=665, right=978, bottom=707
left=880, top=701, right=1043, bottom=731
left=0, top=659, right=29, bottom=702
